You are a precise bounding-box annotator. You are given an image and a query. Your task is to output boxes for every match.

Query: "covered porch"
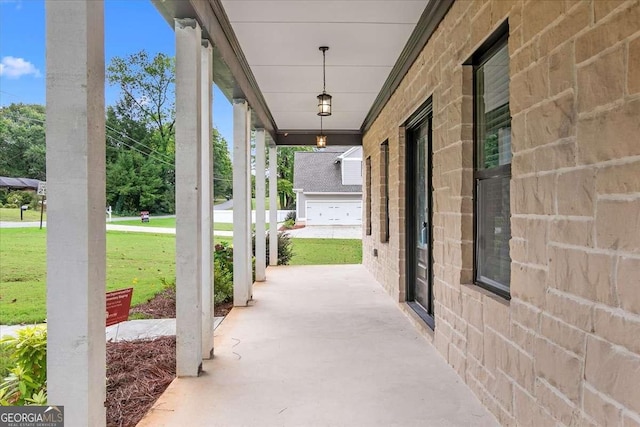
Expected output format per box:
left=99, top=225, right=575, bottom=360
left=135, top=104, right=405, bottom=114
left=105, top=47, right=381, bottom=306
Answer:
left=138, top=264, right=498, bottom=426
left=41, top=0, right=478, bottom=424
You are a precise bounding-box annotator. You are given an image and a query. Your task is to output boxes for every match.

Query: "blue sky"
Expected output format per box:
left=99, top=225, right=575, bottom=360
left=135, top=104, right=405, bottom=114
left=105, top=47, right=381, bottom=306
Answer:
left=0, top=0, right=234, bottom=145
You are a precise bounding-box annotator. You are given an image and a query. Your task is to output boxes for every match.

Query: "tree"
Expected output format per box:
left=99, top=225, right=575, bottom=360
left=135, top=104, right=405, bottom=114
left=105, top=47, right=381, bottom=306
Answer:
left=106, top=51, right=176, bottom=214
left=105, top=50, right=231, bottom=214
left=107, top=51, right=175, bottom=148
left=275, top=146, right=312, bottom=209
left=212, top=128, right=232, bottom=199
left=0, top=104, right=46, bottom=180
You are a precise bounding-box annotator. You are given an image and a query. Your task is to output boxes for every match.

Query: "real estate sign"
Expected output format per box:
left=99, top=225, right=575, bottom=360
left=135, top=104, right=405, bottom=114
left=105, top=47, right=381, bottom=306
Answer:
left=106, top=288, right=133, bottom=327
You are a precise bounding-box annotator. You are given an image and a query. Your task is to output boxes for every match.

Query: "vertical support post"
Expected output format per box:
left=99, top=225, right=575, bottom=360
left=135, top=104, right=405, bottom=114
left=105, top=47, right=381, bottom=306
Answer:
left=175, top=18, right=203, bottom=376
left=269, top=145, right=278, bottom=266
left=233, top=100, right=251, bottom=305
left=200, top=40, right=214, bottom=359
left=246, top=109, right=253, bottom=298
left=254, top=129, right=266, bottom=281
left=45, top=1, right=106, bottom=425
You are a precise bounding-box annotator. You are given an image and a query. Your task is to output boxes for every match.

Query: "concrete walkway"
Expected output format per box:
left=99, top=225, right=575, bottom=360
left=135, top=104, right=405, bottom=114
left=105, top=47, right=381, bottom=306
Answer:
left=1, top=317, right=224, bottom=342
left=138, top=265, right=498, bottom=427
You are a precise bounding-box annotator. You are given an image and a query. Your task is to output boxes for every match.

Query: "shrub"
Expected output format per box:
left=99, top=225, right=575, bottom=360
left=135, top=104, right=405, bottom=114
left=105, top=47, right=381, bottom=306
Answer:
left=6, top=191, right=36, bottom=208
left=214, top=242, right=234, bottom=304
left=0, top=326, right=47, bottom=406
left=213, top=257, right=233, bottom=304
left=283, top=219, right=294, bottom=229
left=284, top=211, right=296, bottom=222
left=252, top=232, right=293, bottom=266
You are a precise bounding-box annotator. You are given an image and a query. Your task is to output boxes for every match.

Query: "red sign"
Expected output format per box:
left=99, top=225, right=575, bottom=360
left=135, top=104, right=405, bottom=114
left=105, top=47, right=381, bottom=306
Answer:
left=106, top=288, right=133, bottom=327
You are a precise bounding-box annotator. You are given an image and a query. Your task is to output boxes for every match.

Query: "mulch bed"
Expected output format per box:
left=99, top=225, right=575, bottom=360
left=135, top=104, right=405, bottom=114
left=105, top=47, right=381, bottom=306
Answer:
left=129, top=287, right=176, bottom=318
left=106, top=336, right=176, bottom=427
left=105, top=288, right=233, bottom=426
left=129, top=287, right=234, bottom=318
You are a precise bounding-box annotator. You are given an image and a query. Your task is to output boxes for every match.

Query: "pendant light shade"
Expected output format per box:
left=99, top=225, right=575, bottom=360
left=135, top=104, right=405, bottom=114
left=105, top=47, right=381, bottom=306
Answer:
left=316, top=134, right=327, bottom=148
left=317, top=115, right=327, bottom=148
left=317, top=92, right=332, bottom=116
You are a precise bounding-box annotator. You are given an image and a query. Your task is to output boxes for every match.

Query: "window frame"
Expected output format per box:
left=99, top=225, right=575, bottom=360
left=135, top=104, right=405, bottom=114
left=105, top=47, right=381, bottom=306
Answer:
left=472, top=26, right=512, bottom=300
left=380, top=140, right=390, bottom=243
left=365, top=156, right=372, bottom=236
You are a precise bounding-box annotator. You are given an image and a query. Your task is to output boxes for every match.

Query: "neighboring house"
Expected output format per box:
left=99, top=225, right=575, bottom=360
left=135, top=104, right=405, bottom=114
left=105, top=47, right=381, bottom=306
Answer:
left=293, top=147, right=362, bottom=226
left=0, top=177, right=41, bottom=191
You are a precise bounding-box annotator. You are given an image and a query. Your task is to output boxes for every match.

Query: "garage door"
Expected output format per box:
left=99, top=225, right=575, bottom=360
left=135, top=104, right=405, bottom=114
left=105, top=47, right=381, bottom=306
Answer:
left=306, top=201, right=362, bottom=225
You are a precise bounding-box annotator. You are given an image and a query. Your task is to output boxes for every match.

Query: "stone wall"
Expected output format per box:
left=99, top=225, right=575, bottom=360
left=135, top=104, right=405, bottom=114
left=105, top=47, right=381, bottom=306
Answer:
left=362, top=0, right=640, bottom=425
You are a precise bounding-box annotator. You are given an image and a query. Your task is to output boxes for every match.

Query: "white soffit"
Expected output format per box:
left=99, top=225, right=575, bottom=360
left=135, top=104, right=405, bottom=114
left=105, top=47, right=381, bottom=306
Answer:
left=221, top=0, right=428, bottom=131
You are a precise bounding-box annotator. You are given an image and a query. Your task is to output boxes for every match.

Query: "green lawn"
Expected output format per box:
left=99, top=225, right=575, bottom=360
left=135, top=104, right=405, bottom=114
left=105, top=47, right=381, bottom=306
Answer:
left=289, top=238, right=362, bottom=265
left=113, top=217, right=178, bottom=227
left=0, top=229, right=359, bottom=324
left=251, top=198, right=277, bottom=210
left=113, top=217, right=272, bottom=232
left=0, top=208, right=47, bottom=222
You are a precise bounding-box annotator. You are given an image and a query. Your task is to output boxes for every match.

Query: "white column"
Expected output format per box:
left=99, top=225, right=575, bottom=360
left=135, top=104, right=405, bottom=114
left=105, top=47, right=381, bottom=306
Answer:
left=200, top=40, right=214, bottom=359
left=246, top=110, right=253, bottom=298
left=233, top=100, right=251, bottom=305
left=254, top=129, right=266, bottom=281
left=269, top=145, right=278, bottom=266
left=46, top=1, right=106, bottom=425
left=175, top=18, right=202, bottom=377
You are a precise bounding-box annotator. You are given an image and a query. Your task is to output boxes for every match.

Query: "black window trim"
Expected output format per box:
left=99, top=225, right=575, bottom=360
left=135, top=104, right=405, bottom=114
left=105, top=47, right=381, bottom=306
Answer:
left=365, top=156, right=372, bottom=236
left=472, top=23, right=512, bottom=301
left=381, top=140, right=390, bottom=243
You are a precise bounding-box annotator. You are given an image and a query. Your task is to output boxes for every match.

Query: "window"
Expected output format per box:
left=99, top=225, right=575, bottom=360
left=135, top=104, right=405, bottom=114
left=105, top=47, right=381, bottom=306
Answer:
left=380, top=141, right=389, bottom=243
left=365, top=156, right=372, bottom=236
left=474, top=32, right=511, bottom=298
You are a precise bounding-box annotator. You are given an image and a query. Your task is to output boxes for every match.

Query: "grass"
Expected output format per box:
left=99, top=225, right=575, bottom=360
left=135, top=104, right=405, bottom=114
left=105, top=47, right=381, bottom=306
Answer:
left=289, top=238, right=362, bottom=265
left=113, top=217, right=177, bottom=227
left=0, top=207, right=47, bottom=222
left=113, top=218, right=270, bottom=231
left=251, top=198, right=277, bottom=210
left=0, top=228, right=358, bottom=324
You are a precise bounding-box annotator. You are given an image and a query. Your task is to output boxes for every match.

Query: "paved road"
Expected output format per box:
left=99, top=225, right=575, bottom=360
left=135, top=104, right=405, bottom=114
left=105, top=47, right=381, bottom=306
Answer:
left=214, top=199, right=233, bottom=210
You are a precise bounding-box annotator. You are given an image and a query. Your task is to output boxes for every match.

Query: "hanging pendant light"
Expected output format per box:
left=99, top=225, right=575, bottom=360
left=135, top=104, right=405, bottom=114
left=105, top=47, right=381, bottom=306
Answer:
left=316, top=115, right=327, bottom=148
left=317, top=46, right=332, bottom=116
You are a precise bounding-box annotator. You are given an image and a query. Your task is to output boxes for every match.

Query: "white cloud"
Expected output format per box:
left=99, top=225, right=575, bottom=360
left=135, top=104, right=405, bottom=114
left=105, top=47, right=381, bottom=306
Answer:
left=0, top=56, right=41, bottom=79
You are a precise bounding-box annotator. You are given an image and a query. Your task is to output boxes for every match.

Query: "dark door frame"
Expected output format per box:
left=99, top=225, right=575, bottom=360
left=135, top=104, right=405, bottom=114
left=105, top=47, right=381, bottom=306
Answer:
left=405, top=98, right=434, bottom=329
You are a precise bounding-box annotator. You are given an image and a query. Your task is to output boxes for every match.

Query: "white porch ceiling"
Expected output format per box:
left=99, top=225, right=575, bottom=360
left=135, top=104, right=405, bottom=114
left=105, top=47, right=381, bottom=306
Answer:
left=220, top=0, right=429, bottom=131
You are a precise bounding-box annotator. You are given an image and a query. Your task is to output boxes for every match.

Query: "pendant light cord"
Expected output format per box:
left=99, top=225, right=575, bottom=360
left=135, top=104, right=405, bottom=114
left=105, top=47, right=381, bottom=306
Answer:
left=322, top=48, right=326, bottom=93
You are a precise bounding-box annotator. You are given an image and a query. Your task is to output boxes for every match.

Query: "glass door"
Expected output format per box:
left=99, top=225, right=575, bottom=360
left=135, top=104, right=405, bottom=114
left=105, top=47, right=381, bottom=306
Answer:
left=406, top=107, right=434, bottom=327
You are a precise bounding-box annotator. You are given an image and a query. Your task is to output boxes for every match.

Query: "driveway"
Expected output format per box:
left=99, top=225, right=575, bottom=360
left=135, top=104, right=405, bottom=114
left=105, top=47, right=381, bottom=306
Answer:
left=283, top=225, right=362, bottom=239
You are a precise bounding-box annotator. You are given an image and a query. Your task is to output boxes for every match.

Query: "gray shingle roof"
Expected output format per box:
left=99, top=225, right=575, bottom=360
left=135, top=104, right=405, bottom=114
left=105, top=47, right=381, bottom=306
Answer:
left=0, top=177, right=41, bottom=190
left=293, top=150, right=362, bottom=193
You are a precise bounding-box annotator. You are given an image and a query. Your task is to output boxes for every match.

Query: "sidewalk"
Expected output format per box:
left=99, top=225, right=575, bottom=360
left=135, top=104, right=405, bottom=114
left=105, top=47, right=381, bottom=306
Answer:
left=0, top=317, right=224, bottom=342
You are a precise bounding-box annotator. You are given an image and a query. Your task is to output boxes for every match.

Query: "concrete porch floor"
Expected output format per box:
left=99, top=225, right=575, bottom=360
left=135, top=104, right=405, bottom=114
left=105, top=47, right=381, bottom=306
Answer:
left=137, top=265, right=499, bottom=427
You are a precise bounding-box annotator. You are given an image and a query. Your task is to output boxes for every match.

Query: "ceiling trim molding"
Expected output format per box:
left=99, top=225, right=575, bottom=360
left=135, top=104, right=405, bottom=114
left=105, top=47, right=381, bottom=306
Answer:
left=276, top=130, right=362, bottom=146
left=360, top=0, right=454, bottom=133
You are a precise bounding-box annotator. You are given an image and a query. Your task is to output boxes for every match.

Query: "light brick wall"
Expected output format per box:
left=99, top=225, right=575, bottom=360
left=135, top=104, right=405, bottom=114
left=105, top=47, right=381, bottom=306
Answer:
left=362, top=1, right=640, bottom=425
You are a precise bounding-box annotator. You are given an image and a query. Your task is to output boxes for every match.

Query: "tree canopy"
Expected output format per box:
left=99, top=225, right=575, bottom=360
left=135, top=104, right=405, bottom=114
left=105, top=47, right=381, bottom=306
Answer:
left=0, top=103, right=46, bottom=181
left=105, top=50, right=233, bottom=214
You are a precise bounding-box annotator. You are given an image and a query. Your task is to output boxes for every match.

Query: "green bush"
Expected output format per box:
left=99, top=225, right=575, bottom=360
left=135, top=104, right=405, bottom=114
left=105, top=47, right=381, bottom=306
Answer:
left=214, top=242, right=234, bottom=304
left=252, top=232, right=293, bottom=266
left=6, top=191, right=35, bottom=208
left=0, top=326, right=47, bottom=406
left=214, top=257, right=233, bottom=304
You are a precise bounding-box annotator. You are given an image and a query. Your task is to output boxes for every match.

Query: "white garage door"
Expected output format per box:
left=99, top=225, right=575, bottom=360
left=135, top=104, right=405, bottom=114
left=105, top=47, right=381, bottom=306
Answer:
left=306, top=201, right=362, bottom=225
